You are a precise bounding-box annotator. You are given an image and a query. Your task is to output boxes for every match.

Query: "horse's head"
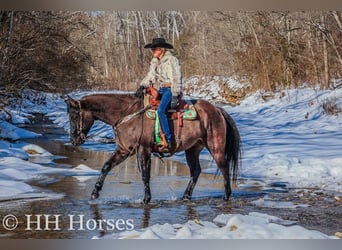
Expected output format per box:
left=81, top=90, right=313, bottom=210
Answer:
left=65, top=96, right=94, bottom=146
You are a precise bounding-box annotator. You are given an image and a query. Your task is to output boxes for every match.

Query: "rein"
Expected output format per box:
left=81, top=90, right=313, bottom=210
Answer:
left=77, top=100, right=103, bottom=141
left=76, top=100, right=87, bottom=141
left=115, top=104, right=151, bottom=127
left=113, top=103, right=151, bottom=159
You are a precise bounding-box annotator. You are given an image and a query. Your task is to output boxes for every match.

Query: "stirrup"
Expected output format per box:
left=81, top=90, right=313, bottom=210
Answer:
left=159, top=140, right=176, bottom=152
left=157, top=142, right=170, bottom=152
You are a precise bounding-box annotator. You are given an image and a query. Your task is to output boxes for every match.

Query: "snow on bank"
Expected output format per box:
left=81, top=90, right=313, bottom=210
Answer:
left=231, top=88, right=342, bottom=192
left=184, top=76, right=250, bottom=102
left=0, top=120, right=41, bottom=140
left=0, top=129, right=99, bottom=201
left=97, top=212, right=336, bottom=239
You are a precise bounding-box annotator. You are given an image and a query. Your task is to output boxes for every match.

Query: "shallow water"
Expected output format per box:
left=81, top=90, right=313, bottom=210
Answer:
left=0, top=116, right=340, bottom=238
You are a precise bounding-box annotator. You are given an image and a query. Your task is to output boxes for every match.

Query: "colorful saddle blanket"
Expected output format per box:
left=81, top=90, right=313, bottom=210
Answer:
left=145, top=100, right=197, bottom=121
left=145, top=100, right=197, bottom=145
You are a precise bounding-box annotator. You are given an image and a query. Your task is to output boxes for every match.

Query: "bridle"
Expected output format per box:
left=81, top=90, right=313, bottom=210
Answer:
left=73, top=96, right=145, bottom=145
left=69, top=99, right=87, bottom=143
left=78, top=109, right=87, bottom=141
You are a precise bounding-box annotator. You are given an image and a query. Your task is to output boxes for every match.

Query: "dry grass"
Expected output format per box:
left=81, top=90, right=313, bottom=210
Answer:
left=322, top=98, right=341, bottom=116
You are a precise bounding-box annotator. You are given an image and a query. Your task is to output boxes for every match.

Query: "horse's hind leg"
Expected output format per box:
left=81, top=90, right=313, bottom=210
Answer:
left=211, top=150, right=232, bottom=200
left=91, top=147, right=129, bottom=200
left=182, top=144, right=203, bottom=200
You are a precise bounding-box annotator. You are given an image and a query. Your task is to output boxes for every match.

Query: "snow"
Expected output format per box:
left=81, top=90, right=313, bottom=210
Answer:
left=96, top=212, right=336, bottom=239
left=184, top=76, right=249, bottom=102
left=0, top=140, right=99, bottom=201
left=0, top=120, right=41, bottom=140
left=227, top=88, right=342, bottom=192
left=251, top=196, right=309, bottom=208
left=0, top=154, right=99, bottom=201
left=1, top=82, right=341, bottom=238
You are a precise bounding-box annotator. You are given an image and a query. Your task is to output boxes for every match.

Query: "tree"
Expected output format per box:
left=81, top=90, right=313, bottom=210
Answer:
left=0, top=11, right=93, bottom=97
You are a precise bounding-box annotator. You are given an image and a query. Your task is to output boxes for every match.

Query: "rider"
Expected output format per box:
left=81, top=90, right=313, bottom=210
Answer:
left=137, top=37, right=182, bottom=151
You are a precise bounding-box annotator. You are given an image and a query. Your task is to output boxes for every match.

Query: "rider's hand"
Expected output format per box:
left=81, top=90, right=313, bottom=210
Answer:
left=135, top=85, right=146, bottom=98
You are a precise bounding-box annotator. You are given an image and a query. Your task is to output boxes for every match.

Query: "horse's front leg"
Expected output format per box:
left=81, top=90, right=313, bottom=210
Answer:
left=91, top=148, right=129, bottom=200
left=137, top=147, right=152, bottom=204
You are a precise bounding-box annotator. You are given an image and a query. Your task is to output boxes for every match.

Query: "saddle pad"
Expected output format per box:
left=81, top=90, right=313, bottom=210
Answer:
left=145, top=104, right=197, bottom=120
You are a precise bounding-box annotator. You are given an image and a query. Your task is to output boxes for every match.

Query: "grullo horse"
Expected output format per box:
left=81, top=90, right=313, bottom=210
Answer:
left=66, top=93, right=241, bottom=204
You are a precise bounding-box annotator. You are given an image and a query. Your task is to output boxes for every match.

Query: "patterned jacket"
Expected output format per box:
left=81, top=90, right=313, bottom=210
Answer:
left=141, top=51, right=182, bottom=95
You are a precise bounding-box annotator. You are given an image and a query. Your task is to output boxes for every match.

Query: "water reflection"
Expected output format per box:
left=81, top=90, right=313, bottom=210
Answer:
left=142, top=206, right=151, bottom=228
left=186, top=204, right=199, bottom=221
left=90, top=204, right=106, bottom=238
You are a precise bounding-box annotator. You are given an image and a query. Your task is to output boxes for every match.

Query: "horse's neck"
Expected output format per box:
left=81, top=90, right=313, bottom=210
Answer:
left=94, top=110, right=118, bottom=126
left=84, top=95, right=142, bottom=126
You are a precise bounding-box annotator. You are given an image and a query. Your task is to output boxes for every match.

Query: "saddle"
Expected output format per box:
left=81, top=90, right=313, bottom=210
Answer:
left=144, top=85, right=197, bottom=124
left=144, top=85, right=197, bottom=152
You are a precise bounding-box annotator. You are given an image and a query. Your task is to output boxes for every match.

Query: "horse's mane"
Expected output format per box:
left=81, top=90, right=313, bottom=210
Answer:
left=80, top=92, right=137, bottom=100
left=78, top=92, right=141, bottom=111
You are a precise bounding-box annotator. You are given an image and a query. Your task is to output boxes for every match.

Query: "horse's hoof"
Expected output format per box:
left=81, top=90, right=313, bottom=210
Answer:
left=223, top=195, right=230, bottom=201
left=181, top=195, right=191, bottom=201
left=90, top=192, right=99, bottom=200
left=143, top=200, right=150, bottom=205
left=142, top=198, right=151, bottom=204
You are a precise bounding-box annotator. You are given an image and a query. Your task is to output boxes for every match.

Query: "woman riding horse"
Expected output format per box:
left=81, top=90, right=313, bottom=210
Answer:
left=136, top=37, right=182, bottom=152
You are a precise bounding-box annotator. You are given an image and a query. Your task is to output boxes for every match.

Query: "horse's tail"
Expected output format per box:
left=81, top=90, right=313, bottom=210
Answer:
left=216, top=107, right=241, bottom=183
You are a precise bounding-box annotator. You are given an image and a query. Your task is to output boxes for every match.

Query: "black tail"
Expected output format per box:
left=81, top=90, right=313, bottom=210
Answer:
left=216, top=107, right=241, bottom=183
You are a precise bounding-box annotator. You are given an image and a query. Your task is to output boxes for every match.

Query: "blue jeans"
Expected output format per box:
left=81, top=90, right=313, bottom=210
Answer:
left=157, top=87, right=172, bottom=143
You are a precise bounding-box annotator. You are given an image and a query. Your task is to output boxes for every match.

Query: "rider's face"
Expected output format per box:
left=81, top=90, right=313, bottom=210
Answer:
left=151, top=47, right=165, bottom=59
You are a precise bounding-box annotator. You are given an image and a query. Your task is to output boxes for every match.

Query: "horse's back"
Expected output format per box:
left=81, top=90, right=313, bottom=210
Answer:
left=193, top=99, right=226, bottom=124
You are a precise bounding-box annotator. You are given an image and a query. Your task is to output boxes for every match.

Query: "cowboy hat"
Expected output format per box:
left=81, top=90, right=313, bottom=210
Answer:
left=144, top=37, right=173, bottom=49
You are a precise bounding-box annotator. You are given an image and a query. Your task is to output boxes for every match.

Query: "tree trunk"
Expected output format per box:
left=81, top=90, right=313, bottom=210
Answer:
left=332, top=11, right=342, bottom=30
left=248, top=13, right=271, bottom=90
left=321, top=15, right=329, bottom=86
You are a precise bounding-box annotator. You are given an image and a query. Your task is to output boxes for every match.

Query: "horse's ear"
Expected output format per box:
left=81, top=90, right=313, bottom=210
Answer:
left=64, top=95, right=81, bottom=109
left=65, top=95, right=80, bottom=109
left=62, top=95, right=71, bottom=103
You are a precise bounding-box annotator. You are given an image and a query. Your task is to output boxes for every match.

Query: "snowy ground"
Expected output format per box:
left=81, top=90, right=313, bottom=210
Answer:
left=0, top=82, right=341, bottom=238
left=96, top=212, right=334, bottom=239
left=228, top=88, right=342, bottom=192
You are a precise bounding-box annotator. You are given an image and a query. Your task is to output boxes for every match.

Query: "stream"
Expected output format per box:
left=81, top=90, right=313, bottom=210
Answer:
left=0, top=114, right=340, bottom=238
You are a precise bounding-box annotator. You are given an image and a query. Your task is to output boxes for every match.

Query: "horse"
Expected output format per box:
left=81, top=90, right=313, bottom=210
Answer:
left=66, top=92, right=241, bottom=204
